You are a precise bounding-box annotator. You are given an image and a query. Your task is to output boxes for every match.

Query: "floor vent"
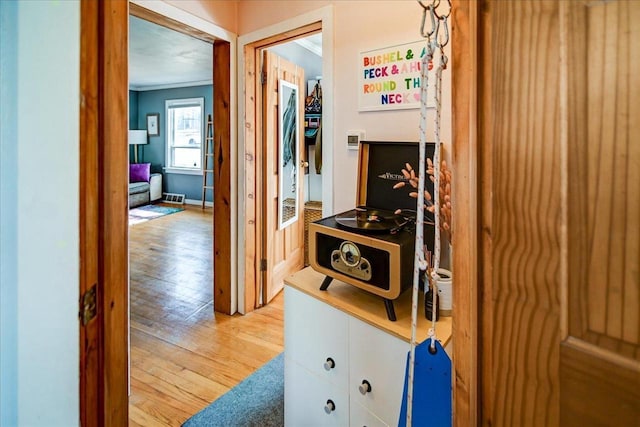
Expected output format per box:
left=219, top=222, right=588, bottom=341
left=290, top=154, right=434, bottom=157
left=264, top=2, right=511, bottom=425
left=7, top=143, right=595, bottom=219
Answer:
left=162, top=192, right=185, bottom=204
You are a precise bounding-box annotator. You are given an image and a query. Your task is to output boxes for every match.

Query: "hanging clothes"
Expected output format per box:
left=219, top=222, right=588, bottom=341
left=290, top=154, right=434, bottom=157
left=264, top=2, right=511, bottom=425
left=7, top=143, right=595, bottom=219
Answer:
left=305, top=80, right=322, bottom=173
left=282, top=90, right=297, bottom=167
left=314, top=118, right=322, bottom=174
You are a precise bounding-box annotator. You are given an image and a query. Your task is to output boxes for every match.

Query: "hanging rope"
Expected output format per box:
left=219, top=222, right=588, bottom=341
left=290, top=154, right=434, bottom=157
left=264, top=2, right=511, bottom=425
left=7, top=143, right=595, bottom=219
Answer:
left=405, top=1, right=450, bottom=426
left=429, top=1, right=449, bottom=352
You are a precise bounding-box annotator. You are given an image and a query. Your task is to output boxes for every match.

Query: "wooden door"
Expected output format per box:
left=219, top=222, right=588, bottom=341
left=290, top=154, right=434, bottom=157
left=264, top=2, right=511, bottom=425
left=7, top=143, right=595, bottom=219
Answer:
left=80, top=1, right=129, bottom=425
left=260, top=50, right=305, bottom=305
left=561, top=1, right=640, bottom=425
left=470, top=0, right=640, bottom=425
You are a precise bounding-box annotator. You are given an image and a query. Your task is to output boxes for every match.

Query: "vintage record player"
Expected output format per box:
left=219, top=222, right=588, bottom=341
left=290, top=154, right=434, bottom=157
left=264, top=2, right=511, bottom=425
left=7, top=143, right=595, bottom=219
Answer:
left=309, top=140, right=436, bottom=321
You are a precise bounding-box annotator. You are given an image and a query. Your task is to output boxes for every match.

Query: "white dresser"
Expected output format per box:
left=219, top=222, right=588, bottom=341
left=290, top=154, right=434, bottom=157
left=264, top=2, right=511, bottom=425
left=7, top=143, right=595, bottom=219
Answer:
left=284, top=267, right=452, bottom=427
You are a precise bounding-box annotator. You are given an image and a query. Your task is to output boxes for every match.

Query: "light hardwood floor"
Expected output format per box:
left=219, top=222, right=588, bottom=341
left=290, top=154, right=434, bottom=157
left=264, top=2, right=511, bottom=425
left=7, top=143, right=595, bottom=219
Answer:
left=128, top=204, right=284, bottom=426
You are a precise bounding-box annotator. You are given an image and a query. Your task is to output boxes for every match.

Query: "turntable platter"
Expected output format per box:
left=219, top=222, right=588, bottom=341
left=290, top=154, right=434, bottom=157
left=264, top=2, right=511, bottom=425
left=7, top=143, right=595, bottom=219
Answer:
left=335, top=208, right=409, bottom=233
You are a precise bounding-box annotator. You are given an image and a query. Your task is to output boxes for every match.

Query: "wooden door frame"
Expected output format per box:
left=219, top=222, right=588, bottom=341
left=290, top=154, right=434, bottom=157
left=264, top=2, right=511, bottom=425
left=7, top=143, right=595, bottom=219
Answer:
left=239, top=6, right=334, bottom=314
left=450, top=1, right=480, bottom=426
left=80, top=2, right=128, bottom=425
left=242, top=22, right=321, bottom=312
left=260, top=49, right=307, bottom=307
left=79, top=1, right=236, bottom=424
left=128, top=1, right=234, bottom=314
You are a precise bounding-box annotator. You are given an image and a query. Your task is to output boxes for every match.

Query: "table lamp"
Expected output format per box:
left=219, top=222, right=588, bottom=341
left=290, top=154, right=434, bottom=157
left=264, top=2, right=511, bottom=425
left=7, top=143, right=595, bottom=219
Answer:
left=128, top=130, right=148, bottom=163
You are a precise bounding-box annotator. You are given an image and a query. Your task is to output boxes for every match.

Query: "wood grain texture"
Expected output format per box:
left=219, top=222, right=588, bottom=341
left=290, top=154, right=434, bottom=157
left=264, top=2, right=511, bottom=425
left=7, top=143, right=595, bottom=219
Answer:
left=129, top=2, right=217, bottom=44
left=261, top=51, right=305, bottom=305
left=130, top=1, right=234, bottom=315
left=79, top=2, right=101, bottom=425
left=478, top=0, right=495, bottom=424
left=213, top=41, right=233, bottom=314
left=102, top=1, right=129, bottom=425
left=284, top=267, right=452, bottom=346
left=560, top=1, right=640, bottom=424
left=451, top=1, right=479, bottom=425
left=581, top=0, right=639, bottom=353
left=484, top=1, right=562, bottom=426
left=243, top=45, right=258, bottom=313
left=560, top=340, right=640, bottom=426
left=128, top=205, right=284, bottom=426
left=242, top=24, right=321, bottom=312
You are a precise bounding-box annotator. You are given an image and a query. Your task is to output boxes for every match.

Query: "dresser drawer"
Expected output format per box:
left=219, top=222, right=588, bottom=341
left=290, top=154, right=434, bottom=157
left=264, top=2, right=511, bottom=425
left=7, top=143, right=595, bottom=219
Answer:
left=350, top=401, right=388, bottom=427
left=285, top=286, right=349, bottom=389
left=349, top=316, right=409, bottom=426
left=285, top=358, right=349, bottom=427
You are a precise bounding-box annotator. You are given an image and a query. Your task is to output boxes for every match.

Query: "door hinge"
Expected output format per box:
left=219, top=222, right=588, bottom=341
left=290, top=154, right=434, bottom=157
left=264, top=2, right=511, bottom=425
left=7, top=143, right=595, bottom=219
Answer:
left=80, top=284, right=97, bottom=326
left=260, top=71, right=267, bottom=85
left=260, top=259, right=267, bottom=271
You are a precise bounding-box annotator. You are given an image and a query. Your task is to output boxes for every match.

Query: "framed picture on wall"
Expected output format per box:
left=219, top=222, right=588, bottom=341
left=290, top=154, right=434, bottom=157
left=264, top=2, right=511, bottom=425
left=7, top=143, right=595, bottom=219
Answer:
left=146, top=113, right=160, bottom=136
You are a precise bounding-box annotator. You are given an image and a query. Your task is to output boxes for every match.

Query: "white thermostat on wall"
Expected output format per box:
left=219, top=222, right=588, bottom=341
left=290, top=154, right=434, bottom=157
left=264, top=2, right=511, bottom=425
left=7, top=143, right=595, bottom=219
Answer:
left=347, top=130, right=365, bottom=150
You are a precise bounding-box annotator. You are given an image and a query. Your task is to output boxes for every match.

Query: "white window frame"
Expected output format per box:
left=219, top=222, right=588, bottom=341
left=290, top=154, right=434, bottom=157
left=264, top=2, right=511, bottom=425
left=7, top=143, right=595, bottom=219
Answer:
left=164, top=97, right=205, bottom=175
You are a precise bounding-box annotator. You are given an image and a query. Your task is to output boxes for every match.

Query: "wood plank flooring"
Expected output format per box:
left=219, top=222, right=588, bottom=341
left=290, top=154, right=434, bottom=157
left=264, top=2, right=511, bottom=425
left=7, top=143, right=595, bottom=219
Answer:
left=128, top=204, right=284, bottom=426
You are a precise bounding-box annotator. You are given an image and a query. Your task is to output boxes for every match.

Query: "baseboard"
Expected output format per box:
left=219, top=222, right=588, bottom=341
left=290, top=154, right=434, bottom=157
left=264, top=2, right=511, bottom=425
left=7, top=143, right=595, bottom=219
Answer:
left=185, top=198, right=213, bottom=207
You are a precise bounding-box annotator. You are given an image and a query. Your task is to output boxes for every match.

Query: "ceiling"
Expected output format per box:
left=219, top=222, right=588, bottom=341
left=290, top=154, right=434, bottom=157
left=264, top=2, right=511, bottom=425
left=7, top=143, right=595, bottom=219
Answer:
left=129, top=16, right=213, bottom=91
left=129, top=16, right=322, bottom=91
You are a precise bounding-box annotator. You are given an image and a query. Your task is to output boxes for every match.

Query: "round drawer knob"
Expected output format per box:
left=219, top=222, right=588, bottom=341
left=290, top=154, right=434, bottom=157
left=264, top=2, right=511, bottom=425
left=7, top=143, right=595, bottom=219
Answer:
left=324, top=399, right=336, bottom=414
left=359, top=379, right=372, bottom=395
left=323, top=357, right=336, bottom=371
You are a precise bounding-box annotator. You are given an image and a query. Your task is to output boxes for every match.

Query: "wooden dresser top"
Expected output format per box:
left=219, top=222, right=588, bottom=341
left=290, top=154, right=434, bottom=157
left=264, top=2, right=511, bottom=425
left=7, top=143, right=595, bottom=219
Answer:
left=284, top=266, right=452, bottom=346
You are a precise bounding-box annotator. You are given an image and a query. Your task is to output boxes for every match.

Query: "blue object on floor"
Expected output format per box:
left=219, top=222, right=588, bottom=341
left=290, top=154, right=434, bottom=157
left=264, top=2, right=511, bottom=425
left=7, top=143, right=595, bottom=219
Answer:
left=182, top=353, right=284, bottom=427
left=398, top=339, right=452, bottom=427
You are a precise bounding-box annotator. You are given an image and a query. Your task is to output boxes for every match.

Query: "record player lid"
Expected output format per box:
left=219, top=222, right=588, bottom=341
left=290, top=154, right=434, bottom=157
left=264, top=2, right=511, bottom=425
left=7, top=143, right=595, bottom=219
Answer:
left=356, top=141, right=436, bottom=215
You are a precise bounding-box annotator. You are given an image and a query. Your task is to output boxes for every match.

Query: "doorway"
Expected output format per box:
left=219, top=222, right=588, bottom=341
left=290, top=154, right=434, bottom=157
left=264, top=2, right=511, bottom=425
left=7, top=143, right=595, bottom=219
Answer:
left=79, top=2, right=234, bottom=425
left=239, top=8, right=334, bottom=313
left=258, top=33, right=324, bottom=307
left=127, top=13, right=217, bottom=424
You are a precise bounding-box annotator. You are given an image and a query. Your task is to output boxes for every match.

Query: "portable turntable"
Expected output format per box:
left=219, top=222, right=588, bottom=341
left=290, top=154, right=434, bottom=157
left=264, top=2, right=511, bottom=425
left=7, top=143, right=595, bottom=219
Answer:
left=309, top=140, right=436, bottom=321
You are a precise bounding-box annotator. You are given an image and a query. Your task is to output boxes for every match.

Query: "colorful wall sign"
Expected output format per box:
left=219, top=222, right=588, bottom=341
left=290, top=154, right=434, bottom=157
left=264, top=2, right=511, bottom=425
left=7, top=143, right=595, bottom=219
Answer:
left=358, top=40, right=433, bottom=112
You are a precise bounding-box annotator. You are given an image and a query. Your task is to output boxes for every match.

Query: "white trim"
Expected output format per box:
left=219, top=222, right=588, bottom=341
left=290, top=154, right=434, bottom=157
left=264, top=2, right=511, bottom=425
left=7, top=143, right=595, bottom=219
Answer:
left=237, top=5, right=335, bottom=314
left=132, top=0, right=238, bottom=314
left=131, top=0, right=235, bottom=42
left=130, top=79, right=213, bottom=92
left=293, top=37, right=322, bottom=57
left=163, top=167, right=202, bottom=176
left=165, top=96, right=205, bottom=172
left=185, top=198, right=213, bottom=207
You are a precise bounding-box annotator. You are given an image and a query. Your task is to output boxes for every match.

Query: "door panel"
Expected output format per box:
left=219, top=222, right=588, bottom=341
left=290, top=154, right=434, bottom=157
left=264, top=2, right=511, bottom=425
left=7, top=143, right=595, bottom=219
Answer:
left=478, top=0, right=640, bottom=425
left=481, top=1, right=563, bottom=425
left=561, top=1, right=640, bottom=425
left=261, top=50, right=305, bottom=305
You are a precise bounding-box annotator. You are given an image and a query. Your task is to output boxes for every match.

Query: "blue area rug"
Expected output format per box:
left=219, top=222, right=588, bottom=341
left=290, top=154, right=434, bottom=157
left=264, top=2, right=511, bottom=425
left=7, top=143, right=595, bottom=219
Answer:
left=129, top=204, right=184, bottom=225
left=183, top=353, right=284, bottom=427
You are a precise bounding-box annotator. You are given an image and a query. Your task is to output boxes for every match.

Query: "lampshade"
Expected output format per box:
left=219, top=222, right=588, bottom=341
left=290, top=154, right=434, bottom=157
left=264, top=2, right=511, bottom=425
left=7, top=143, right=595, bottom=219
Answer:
left=128, top=130, right=148, bottom=145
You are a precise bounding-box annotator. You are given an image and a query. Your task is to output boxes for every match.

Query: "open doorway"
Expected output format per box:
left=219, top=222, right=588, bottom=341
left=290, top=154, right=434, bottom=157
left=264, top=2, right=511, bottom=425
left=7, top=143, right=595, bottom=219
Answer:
left=240, top=16, right=332, bottom=313
left=257, top=32, right=324, bottom=308
left=127, top=13, right=219, bottom=424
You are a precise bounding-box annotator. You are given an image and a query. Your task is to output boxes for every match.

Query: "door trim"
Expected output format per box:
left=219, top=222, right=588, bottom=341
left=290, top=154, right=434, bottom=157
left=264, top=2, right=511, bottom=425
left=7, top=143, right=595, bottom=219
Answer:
left=80, top=1, right=237, bottom=424
left=129, top=0, right=238, bottom=314
left=79, top=2, right=129, bottom=425
left=238, top=5, right=334, bottom=314
left=450, top=1, right=480, bottom=425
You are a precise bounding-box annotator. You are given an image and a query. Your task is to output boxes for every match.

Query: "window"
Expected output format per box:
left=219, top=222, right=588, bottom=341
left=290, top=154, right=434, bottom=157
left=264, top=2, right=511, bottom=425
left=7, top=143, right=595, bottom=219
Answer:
left=165, top=97, right=204, bottom=174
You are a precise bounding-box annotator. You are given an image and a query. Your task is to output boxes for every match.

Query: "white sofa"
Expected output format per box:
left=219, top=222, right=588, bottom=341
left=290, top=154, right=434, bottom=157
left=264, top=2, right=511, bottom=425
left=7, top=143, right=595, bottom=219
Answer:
left=129, top=173, right=162, bottom=208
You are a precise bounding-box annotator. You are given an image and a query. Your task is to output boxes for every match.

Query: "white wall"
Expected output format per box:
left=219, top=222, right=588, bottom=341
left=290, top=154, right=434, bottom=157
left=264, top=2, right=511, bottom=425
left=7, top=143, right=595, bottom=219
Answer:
left=1, top=1, right=18, bottom=425
left=238, top=1, right=451, bottom=214
left=331, top=1, right=451, bottom=212
left=0, top=1, right=80, bottom=425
